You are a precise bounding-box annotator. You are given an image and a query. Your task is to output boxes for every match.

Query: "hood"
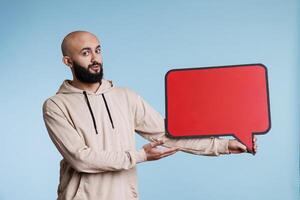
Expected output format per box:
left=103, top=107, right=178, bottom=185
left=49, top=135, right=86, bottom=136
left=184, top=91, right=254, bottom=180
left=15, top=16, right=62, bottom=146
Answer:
left=57, top=79, right=114, bottom=95
left=56, top=79, right=115, bottom=134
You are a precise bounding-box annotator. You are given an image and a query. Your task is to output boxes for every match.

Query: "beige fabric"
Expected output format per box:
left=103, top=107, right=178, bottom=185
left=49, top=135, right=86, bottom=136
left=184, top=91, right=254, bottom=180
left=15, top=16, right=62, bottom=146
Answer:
left=42, top=79, right=230, bottom=200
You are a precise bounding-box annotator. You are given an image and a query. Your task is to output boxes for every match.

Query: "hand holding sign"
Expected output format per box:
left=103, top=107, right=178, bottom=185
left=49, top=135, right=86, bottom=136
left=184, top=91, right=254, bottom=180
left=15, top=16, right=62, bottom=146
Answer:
left=165, top=64, right=270, bottom=154
left=228, top=136, right=257, bottom=154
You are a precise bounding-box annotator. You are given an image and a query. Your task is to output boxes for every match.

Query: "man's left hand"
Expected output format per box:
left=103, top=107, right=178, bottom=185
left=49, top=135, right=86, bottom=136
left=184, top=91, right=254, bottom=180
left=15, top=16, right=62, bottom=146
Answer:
left=228, top=136, right=257, bottom=154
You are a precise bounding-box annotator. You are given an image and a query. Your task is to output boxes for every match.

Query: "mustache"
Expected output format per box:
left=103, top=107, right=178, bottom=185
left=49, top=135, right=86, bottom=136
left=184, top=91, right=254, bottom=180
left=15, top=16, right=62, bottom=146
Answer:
left=88, top=61, right=103, bottom=68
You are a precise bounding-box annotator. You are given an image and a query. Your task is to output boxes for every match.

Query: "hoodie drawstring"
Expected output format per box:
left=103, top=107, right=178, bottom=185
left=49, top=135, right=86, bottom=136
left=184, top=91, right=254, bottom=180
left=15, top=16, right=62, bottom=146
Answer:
left=102, top=94, right=115, bottom=129
left=83, top=91, right=99, bottom=134
left=83, top=91, right=115, bottom=134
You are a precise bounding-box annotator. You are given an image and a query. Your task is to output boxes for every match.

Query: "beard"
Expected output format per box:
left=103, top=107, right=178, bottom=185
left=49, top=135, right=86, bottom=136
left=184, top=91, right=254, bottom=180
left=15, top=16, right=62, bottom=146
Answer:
left=72, top=61, right=103, bottom=83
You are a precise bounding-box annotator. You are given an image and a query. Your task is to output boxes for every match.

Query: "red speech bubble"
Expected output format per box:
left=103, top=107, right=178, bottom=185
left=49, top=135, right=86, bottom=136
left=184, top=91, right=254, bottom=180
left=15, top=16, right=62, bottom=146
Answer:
left=165, top=64, right=271, bottom=154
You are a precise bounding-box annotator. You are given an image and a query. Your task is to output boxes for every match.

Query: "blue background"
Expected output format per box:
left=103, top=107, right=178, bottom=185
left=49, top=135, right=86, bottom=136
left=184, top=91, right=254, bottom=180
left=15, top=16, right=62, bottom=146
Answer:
left=0, top=0, right=299, bottom=199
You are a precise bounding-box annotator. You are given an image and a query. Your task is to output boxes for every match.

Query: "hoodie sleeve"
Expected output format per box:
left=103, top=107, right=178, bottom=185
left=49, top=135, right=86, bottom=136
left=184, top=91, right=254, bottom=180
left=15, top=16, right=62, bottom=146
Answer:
left=43, top=99, right=145, bottom=173
left=133, top=94, right=230, bottom=157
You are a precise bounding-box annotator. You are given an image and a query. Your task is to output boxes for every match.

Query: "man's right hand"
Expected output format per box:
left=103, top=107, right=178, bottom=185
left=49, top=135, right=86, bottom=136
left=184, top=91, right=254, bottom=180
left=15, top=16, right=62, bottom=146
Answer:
left=143, top=141, right=179, bottom=161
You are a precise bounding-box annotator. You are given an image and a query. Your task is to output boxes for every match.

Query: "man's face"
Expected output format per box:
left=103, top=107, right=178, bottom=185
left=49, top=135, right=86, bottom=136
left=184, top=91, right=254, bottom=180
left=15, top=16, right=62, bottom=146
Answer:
left=63, top=32, right=104, bottom=83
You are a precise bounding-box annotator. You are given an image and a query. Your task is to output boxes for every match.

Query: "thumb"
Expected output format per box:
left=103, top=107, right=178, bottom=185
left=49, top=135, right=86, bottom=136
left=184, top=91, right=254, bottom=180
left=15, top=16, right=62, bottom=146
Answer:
left=238, top=143, right=247, bottom=152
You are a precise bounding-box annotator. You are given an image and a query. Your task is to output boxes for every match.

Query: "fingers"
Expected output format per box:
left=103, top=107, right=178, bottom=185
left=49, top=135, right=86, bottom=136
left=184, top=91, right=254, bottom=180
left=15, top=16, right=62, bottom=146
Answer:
left=159, top=150, right=178, bottom=158
left=239, top=143, right=247, bottom=152
left=143, top=141, right=164, bottom=151
left=144, top=141, right=180, bottom=161
left=253, top=142, right=258, bottom=153
left=253, top=136, right=258, bottom=153
left=228, top=139, right=247, bottom=154
left=151, top=147, right=179, bottom=158
left=158, top=147, right=179, bottom=158
left=253, top=136, right=257, bottom=142
left=150, top=140, right=164, bottom=148
left=160, top=147, right=180, bottom=154
left=229, top=137, right=259, bottom=154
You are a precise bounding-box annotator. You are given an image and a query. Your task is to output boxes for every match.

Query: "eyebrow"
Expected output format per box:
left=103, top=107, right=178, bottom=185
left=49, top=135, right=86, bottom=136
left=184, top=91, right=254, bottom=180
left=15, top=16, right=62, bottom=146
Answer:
left=80, top=45, right=101, bottom=52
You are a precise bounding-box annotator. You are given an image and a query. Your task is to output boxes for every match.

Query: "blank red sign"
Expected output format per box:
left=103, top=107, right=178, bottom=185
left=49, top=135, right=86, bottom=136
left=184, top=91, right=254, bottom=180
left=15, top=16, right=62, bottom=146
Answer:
left=165, top=64, right=271, bottom=153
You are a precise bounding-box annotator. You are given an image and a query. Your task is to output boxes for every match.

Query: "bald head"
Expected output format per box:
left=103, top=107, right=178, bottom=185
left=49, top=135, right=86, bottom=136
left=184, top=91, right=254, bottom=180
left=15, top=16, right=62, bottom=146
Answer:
left=60, top=31, right=103, bottom=84
left=61, top=31, right=100, bottom=56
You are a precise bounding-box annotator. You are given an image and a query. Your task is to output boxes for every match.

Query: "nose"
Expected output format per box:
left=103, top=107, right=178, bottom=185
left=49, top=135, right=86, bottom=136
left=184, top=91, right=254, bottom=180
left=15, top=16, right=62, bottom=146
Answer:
left=91, top=51, right=102, bottom=63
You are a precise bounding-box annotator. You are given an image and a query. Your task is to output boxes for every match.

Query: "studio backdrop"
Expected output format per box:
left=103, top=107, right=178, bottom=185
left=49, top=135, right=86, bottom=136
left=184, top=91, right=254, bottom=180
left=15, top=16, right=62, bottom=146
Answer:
left=0, top=1, right=299, bottom=200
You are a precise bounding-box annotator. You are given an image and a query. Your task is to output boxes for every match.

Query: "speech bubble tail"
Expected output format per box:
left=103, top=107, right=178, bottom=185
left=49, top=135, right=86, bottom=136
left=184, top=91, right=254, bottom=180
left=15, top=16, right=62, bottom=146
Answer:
left=234, top=133, right=255, bottom=155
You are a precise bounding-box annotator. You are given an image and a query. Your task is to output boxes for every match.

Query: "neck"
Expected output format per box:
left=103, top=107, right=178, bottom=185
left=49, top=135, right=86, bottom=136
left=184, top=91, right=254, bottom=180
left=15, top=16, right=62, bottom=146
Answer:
left=70, top=78, right=101, bottom=93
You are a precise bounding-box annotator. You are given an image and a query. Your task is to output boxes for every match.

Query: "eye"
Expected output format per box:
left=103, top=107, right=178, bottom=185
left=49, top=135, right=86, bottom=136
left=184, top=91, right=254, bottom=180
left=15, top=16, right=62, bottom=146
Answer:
left=95, top=48, right=101, bottom=54
left=82, top=51, right=89, bottom=56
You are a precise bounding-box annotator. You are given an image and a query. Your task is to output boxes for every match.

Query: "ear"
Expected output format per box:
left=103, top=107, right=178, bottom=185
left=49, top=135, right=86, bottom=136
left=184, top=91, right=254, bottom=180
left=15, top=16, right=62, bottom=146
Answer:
left=62, top=56, right=73, bottom=68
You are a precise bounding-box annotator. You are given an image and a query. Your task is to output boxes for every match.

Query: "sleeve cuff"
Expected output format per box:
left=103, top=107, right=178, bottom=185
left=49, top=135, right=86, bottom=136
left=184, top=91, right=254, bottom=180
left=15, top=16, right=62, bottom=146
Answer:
left=217, top=138, right=230, bottom=155
left=135, top=148, right=147, bottom=163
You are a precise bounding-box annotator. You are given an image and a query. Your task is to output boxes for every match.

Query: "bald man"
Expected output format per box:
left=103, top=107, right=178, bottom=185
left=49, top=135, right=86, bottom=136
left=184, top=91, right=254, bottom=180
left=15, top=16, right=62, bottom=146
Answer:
left=42, top=31, right=257, bottom=200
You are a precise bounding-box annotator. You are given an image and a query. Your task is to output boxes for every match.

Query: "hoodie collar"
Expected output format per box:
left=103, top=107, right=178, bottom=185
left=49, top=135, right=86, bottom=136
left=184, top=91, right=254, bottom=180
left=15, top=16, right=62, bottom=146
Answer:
left=57, top=79, right=114, bottom=95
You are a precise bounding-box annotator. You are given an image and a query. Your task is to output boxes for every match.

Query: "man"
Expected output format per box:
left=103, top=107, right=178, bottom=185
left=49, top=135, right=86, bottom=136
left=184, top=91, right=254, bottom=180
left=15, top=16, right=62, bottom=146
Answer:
left=43, top=31, right=257, bottom=200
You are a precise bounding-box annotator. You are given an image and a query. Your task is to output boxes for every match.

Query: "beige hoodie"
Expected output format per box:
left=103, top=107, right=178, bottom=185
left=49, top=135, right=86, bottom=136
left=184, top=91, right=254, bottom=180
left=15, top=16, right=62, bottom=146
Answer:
left=42, top=79, right=230, bottom=200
